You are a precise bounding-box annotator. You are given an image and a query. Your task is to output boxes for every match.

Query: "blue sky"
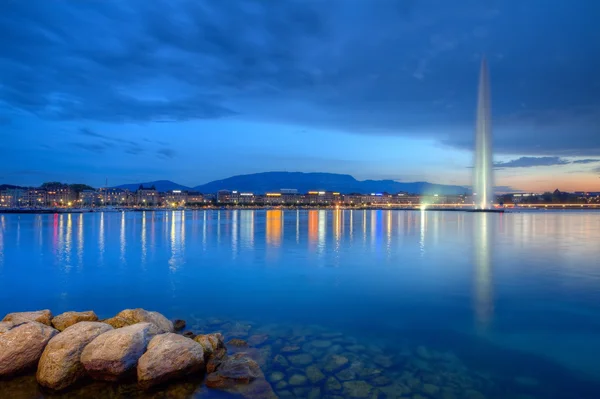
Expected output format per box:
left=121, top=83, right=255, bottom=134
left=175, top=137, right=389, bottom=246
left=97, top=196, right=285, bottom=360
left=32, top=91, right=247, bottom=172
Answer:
left=1, top=0, right=599, bottom=191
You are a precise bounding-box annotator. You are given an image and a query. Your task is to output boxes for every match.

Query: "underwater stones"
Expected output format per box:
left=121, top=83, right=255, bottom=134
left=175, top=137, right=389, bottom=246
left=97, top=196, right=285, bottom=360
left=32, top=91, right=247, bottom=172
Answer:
left=81, top=322, right=158, bottom=381
left=273, top=354, right=289, bottom=369
left=281, top=345, right=301, bottom=353
left=370, top=375, right=392, bottom=387
left=465, top=389, right=486, bottom=399
left=323, top=354, right=349, bottom=373
left=0, top=321, right=58, bottom=377
left=415, top=346, right=431, bottom=360
left=378, top=382, right=411, bottom=398
left=205, top=353, right=262, bottom=388
left=343, top=380, right=373, bottom=398
left=247, top=334, right=269, bottom=346
left=173, top=319, right=186, bottom=331
left=373, top=355, right=394, bottom=368
left=306, top=365, right=326, bottom=384
left=206, top=348, right=227, bottom=374
left=104, top=309, right=174, bottom=334
left=36, top=321, right=113, bottom=391
left=269, top=371, right=285, bottom=382
left=308, top=387, right=322, bottom=399
left=311, top=339, right=333, bottom=348
left=194, top=333, right=225, bottom=361
left=421, top=383, right=440, bottom=396
left=326, top=376, right=343, bottom=392
left=137, top=333, right=205, bottom=389
left=336, top=367, right=357, bottom=381
left=287, top=353, right=313, bottom=367
left=228, top=338, right=249, bottom=347
left=275, top=380, right=288, bottom=390
left=288, top=373, right=307, bottom=386
left=347, top=344, right=367, bottom=353
left=51, top=311, right=98, bottom=332
left=3, top=310, right=53, bottom=326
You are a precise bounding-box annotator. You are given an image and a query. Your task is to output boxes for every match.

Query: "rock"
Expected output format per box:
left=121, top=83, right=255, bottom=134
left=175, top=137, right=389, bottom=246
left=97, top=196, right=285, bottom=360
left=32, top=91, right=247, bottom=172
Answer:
left=36, top=321, right=112, bottom=390
left=206, top=353, right=278, bottom=398
left=183, top=331, right=196, bottom=339
left=103, top=308, right=173, bottom=333
left=281, top=345, right=301, bottom=353
left=465, top=389, right=486, bottom=399
left=275, top=380, right=288, bottom=390
left=289, top=373, right=307, bottom=386
left=51, top=311, right=98, bottom=332
left=173, top=319, right=186, bottom=331
left=137, top=333, right=205, bottom=389
left=288, top=353, right=313, bottom=367
left=323, top=354, right=349, bottom=372
left=336, top=368, right=357, bottom=381
left=206, top=348, right=227, bottom=373
left=0, top=321, right=58, bottom=377
left=306, top=365, right=326, bottom=383
left=347, top=344, right=367, bottom=352
left=3, top=310, right=52, bottom=326
left=311, top=339, right=333, bottom=348
left=422, top=383, right=440, bottom=396
left=370, top=375, right=392, bottom=386
left=194, top=333, right=225, bottom=361
left=293, top=387, right=311, bottom=397
left=343, top=381, right=373, bottom=398
left=273, top=354, right=289, bottom=369
left=247, top=334, right=269, bottom=346
left=373, top=355, right=394, bottom=368
left=228, top=338, right=249, bottom=347
left=309, top=387, right=322, bottom=399
left=415, top=346, right=431, bottom=360
left=326, top=376, right=342, bottom=392
left=0, top=321, right=18, bottom=334
left=81, top=322, right=158, bottom=381
left=269, top=371, right=285, bottom=382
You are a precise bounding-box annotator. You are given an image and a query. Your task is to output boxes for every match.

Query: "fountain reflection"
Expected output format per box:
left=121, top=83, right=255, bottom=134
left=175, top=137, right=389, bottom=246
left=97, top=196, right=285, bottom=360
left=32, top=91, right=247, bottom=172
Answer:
left=419, top=209, right=427, bottom=256
left=473, top=213, right=494, bottom=329
left=266, top=210, right=283, bottom=248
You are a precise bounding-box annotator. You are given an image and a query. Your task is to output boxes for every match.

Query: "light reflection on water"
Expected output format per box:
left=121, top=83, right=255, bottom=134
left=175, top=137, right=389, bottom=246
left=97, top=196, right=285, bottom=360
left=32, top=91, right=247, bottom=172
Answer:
left=0, top=210, right=600, bottom=391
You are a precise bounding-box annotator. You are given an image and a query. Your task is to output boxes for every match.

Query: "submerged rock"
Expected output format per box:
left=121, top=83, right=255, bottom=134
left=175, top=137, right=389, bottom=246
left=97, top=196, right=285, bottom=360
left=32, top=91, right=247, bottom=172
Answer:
left=173, top=319, right=186, bottom=331
left=343, top=380, right=373, bottom=398
left=228, top=338, right=249, bottom=347
left=273, top=354, right=290, bottom=369
left=206, top=348, right=227, bottom=373
left=206, top=353, right=277, bottom=399
left=269, top=371, right=285, bottom=382
left=51, top=311, right=98, bottom=332
left=37, top=321, right=113, bottom=390
left=137, top=333, right=205, bottom=389
left=288, top=373, right=307, bottom=386
left=336, top=368, right=357, bottom=381
left=288, top=353, right=313, bottom=367
left=0, top=321, right=58, bottom=377
left=81, top=322, right=158, bottom=381
left=2, top=310, right=53, bottom=326
left=281, top=345, right=301, bottom=353
left=323, top=354, right=349, bottom=372
left=306, top=365, right=326, bottom=383
left=194, top=333, right=225, bottom=362
left=325, top=376, right=343, bottom=392
left=103, top=308, right=173, bottom=333
left=247, top=334, right=269, bottom=346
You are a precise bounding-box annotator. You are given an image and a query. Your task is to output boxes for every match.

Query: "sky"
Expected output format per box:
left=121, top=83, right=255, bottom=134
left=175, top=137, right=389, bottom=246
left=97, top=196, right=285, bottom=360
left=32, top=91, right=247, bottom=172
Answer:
left=1, top=0, right=599, bottom=192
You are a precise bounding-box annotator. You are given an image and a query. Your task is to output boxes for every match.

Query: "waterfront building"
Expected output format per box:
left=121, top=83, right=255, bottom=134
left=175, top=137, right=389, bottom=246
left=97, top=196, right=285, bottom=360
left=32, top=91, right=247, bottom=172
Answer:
left=237, top=192, right=255, bottom=204
left=217, top=190, right=233, bottom=203
left=0, top=188, right=25, bottom=207
left=186, top=191, right=204, bottom=205
left=136, top=186, right=158, bottom=206
left=22, top=189, right=48, bottom=207
left=80, top=190, right=98, bottom=206
left=45, top=184, right=75, bottom=206
left=164, top=190, right=188, bottom=207
left=265, top=192, right=284, bottom=205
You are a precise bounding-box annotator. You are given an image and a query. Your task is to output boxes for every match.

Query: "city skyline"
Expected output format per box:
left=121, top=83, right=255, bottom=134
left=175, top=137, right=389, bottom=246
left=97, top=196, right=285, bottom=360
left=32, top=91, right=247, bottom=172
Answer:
left=2, top=1, right=599, bottom=192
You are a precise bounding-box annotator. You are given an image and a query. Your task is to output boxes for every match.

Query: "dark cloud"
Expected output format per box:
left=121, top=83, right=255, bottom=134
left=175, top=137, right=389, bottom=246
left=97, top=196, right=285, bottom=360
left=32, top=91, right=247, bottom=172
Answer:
left=572, top=159, right=600, bottom=164
left=72, top=128, right=144, bottom=154
left=494, top=157, right=569, bottom=168
left=0, top=0, right=599, bottom=155
left=157, top=148, right=176, bottom=159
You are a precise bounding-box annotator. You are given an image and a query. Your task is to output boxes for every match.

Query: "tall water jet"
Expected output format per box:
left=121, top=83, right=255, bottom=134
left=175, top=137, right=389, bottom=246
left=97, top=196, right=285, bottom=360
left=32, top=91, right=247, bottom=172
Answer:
left=473, top=57, right=494, bottom=209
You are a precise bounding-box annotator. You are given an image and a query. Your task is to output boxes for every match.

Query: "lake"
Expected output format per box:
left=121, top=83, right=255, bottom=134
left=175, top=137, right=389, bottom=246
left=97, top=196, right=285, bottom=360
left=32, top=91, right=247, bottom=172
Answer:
left=1, top=209, right=600, bottom=398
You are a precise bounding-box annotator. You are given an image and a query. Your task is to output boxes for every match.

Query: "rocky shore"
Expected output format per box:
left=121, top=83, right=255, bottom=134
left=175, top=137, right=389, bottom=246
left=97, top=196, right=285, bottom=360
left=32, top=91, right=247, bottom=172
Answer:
left=0, top=309, right=276, bottom=398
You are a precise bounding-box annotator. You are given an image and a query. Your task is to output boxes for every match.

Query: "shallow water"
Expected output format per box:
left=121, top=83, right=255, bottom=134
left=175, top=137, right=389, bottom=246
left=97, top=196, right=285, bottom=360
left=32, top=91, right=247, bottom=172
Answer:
left=1, top=210, right=600, bottom=398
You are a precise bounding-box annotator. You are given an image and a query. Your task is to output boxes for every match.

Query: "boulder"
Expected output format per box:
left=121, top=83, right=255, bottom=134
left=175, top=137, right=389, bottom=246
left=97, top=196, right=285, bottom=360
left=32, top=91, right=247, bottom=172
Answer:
left=80, top=322, right=158, bottom=381
left=0, top=321, right=18, bottom=334
left=51, top=311, right=98, bottom=332
left=173, top=319, right=186, bottom=331
left=137, top=333, right=205, bottom=389
left=36, top=321, right=113, bottom=390
left=206, top=348, right=227, bottom=373
left=194, top=333, right=225, bottom=361
left=0, top=321, right=58, bottom=377
left=103, top=309, right=173, bottom=333
left=2, top=310, right=53, bottom=326
left=205, top=353, right=277, bottom=399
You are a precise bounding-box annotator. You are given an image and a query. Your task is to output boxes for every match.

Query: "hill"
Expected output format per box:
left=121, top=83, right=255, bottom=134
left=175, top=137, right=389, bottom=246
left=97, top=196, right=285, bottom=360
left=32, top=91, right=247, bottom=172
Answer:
left=113, top=180, right=191, bottom=192
left=194, top=172, right=468, bottom=195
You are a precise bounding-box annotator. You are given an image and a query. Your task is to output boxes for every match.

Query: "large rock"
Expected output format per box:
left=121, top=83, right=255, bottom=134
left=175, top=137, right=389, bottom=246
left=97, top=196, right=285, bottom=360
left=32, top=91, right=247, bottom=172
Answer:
left=205, top=353, right=277, bottom=399
left=51, top=311, right=98, bottom=332
left=0, top=321, right=58, bottom=377
left=81, top=322, right=158, bottom=381
left=194, top=333, right=225, bottom=361
left=103, top=309, right=173, bottom=333
left=0, top=321, right=19, bottom=335
left=137, top=333, right=205, bottom=389
left=2, top=310, right=53, bottom=326
left=37, top=321, right=113, bottom=390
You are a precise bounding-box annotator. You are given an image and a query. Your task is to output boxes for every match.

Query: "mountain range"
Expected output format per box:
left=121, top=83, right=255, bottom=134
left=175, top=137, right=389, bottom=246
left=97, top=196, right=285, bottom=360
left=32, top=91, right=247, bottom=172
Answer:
left=114, top=172, right=468, bottom=195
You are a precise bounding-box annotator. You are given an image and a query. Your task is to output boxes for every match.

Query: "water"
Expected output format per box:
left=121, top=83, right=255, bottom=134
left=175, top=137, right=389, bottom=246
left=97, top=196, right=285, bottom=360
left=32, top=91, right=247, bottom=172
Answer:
left=1, top=209, right=600, bottom=398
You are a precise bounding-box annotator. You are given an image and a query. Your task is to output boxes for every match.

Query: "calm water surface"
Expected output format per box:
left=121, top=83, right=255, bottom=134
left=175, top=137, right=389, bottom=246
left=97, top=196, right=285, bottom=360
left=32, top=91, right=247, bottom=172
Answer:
left=1, top=210, right=600, bottom=398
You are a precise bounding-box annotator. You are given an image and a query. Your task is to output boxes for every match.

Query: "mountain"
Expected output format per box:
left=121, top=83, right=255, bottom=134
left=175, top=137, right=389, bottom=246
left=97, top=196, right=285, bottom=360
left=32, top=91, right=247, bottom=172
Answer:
left=114, top=180, right=191, bottom=192
left=194, top=172, right=468, bottom=195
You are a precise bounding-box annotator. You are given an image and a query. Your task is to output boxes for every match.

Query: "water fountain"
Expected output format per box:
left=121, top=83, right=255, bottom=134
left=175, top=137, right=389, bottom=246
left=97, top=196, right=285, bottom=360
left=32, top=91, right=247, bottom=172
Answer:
left=472, top=57, right=501, bottom=212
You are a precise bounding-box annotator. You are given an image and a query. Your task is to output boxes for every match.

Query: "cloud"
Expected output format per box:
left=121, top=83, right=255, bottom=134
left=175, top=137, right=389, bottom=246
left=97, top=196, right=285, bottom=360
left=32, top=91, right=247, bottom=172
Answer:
left=0, top=0, right=599, bottom=156
left=157, top=148, right=176, bottom=159
left=494, top=157, right=569, bottom=168
left=71, top=128, right=144, bottom=155
left=572, top=159, right=600, bottom=164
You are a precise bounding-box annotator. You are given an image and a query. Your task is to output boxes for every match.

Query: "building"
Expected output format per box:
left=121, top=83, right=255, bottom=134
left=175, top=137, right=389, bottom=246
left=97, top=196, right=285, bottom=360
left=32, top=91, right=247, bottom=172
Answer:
left=21, top=189, right=48, bottom=207
left=136, top=186, right=158, bottom=206
left=264, top=192, right=284, bottom=205
left=98, top=188, right=130, bottom=206
left=0, top=188, right=25, bottom=207
left=45, top=184, right=75, bottom=206
left=237, top=192, right=256, bottom=204
left=217, top=190, right=233, bottom=203
left=186, top=191, right=204, bottom=205
left=164, top=190, right=188, bottom=207
left=80, top=190, right=98, bottom=206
